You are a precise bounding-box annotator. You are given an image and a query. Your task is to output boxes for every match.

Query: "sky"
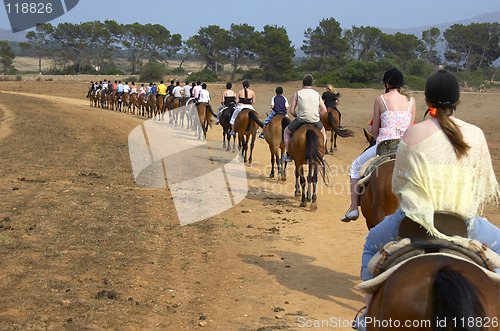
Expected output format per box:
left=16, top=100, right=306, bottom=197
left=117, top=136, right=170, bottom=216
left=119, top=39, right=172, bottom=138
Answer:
left=1, top=0, right=500, bottom=50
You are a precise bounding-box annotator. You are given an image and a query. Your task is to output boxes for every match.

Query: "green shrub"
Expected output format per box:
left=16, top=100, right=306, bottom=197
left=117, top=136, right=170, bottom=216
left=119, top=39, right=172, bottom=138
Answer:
left=126, top=76, right=138, bottom=82
left=100, top=68, right=125, bottom=75
left=36, top=77, right=41, bottom=81
left=187, top=68, right=218, bottom=82
left=139, top=61, right=166, bottom=82
left=404, top=75, right=426, bottom=91
left=168, top=67, right=187, bottom=75
left=46, top=78, right=54, bottom=81
left=15, top=75, right=22, bottom=81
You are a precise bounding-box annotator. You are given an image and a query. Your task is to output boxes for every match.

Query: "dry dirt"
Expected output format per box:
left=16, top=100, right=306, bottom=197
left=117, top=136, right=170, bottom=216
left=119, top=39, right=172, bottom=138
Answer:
left=1, top=79, right=500, bottom=330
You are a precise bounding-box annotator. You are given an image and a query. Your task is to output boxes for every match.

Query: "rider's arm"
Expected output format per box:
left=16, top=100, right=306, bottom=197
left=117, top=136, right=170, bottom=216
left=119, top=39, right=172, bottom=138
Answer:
left=289, top=93, right=298, bottom=117
left=251, top=90, right=256, bottom=105
left=371, top=96, right=383, bottom=138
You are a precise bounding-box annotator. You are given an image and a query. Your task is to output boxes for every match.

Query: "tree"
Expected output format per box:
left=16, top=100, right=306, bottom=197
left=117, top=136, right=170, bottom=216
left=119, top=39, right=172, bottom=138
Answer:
left=141, top=24, right=181, bottom=62
left=122, top=22, right=146, bottom=73
left=0, top=41, right=16, bottom=74
left=228, top=23, right=258, bottom=80
left=20, top=23, right=54, bottom=74
left=178, top=38, right=197, bottom=70
left=379, top=32, right=423, bottom=66
left=344, top=26, right=383, bottom=61
left=191, top=25, right=230, bottom=74
left=421, top=27, right=442, bottom=65
left=444, top=23, right=500, bottom=72
left=301, top=18, right=348, bottom=72
left=256, top=25, right=295, bottom=81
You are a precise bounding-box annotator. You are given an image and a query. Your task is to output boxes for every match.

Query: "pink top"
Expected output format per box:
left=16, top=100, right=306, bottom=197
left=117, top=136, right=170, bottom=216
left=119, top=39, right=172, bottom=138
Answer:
left=376, top=95, right=413, bottom=144
left=193, top=85, right=202, bottom=98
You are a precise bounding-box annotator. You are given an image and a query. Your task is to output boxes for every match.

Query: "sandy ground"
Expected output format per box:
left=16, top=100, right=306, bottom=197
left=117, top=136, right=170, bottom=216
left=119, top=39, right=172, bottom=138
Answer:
left=1, top=80, right=500, bottom=330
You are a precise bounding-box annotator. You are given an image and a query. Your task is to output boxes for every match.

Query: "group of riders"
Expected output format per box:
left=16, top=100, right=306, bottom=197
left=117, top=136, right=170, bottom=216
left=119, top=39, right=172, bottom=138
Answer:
left=87, top=79, right=212, bottom=114
left=86, top=70, right=500, bottom=327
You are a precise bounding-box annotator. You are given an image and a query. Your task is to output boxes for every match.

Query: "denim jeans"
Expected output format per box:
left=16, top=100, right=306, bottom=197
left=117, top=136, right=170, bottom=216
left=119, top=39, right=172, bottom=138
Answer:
left=360, top=207, right=500, bottom=280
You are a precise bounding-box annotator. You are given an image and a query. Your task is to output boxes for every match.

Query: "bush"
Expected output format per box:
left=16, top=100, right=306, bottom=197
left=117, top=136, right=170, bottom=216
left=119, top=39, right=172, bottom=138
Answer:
left=187, top=68, right=218, bottom=82
left=36, top=77, right=41, bottom=81
left=404, top=59, right=434, bottom=77
left=404, top=75, right=426, bottom=91
left=46, top=78, right=54, bottom=81
left=168, top=67, right=187, bottom=75
left=100, top=68, right=125, bottom=75
left=139, top=61, right=166, bottom=82
left=15, top=75, right=22, bottom=81
left=126, top=76, right=138, bottom=82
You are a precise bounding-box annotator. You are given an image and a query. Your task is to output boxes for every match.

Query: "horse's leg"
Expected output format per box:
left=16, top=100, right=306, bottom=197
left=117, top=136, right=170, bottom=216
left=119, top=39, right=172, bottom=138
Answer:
left=333, top=132, right=338, bottom=152
left=242, top=135, right=248, bottom=163
left=248, top=134, right=256, bottom=164
left=269, top=145, right=275, bottom=178
left=299, top=166, right=307, bottom=207
left=306, top=164, right=313, bottom=202
left=310, top=164, right=318, bottom=211
left=294, top=167, right=301, bottom=197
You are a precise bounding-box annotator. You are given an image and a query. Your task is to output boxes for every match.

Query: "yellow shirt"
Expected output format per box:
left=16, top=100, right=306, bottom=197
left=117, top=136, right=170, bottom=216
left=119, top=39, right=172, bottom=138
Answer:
left=392, top=119, right=500, bottom=240
left=157, top=84, right=167, bottom=95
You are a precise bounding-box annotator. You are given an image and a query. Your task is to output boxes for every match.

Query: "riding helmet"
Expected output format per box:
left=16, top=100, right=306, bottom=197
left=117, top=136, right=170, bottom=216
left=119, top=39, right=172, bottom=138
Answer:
left=425, top=70, right=460, bottom=106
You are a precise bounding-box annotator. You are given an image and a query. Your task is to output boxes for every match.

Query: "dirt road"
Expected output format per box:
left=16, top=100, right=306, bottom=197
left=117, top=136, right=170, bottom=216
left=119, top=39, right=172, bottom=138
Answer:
left=1, top=81, right=499, bottom=330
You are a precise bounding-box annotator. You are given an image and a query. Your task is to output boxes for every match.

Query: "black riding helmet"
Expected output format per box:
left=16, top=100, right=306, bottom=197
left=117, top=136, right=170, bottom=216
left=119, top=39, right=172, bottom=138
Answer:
left=425, top=69, right=460, bottom=107
left=383, top=68, right=404, bottom=88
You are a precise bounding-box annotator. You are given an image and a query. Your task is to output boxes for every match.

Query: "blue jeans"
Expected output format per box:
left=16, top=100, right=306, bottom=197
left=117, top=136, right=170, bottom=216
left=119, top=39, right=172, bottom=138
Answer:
left=361, top=208, right=500, bottom=280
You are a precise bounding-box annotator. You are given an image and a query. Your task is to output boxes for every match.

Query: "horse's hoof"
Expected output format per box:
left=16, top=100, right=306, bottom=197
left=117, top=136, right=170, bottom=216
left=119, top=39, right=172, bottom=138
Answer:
left=300, top=201, right=307, bottom=207
left=310, top=203, right=318, bottom=212
left=295, top=192, right=301, bottom=198
left=333, top=147, right=337, bottom=152
left=269, top=173, right=274, bottom=178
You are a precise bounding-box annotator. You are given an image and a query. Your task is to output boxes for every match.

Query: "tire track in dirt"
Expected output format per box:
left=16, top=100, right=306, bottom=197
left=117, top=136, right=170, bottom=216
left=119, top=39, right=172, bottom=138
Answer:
left=0, top=102, right=14, bottom=140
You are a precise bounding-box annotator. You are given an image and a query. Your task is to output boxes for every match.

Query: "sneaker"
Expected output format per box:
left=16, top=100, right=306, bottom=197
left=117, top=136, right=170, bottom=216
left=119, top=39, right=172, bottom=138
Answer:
left=215, top=120, right=220, bottom=124
left=229, top=131, right=236, bottom=136
left=258, top=133, right=265, bottom=139
left=340, top=209, right=359, bottom=222
left=282, top=153, right=292, bottom=162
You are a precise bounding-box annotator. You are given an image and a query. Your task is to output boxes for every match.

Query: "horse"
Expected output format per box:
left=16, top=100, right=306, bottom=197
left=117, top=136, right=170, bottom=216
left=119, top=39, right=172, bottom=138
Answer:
left=137, top=94, right=147, bottom=116
left=263, top=115, right=290, bottom=181
left=359, top=129, right=399, bottom=229
left=106, top=91, right=116, bottom=110
left=233, top=108, right=263, bottom=164
left=121, top=92, right=130, bottom=113
left=196, top=102, right=217, bottom=140
left=319, top=107, right=353, bottom=154
left=366, top=254, right=499, bottom=330
left=169, top=97, right=184, bottom=125
left=99, top=90, right=107, bottom=109
left=176, top=98, right=189, bottom=127
left=288, top=125, right=326, bottom=211
left=220, top=103, right=236, bottom=152
left=129, top=93, right=137, bottom=114
left=146, top=94, right=156, bottom=118
left=156, top=95, right=165, bottom=118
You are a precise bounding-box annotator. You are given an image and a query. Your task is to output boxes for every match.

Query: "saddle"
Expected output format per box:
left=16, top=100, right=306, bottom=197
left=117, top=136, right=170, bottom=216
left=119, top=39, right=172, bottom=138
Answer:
left=358, top=139, right=400, bottom=187
left=371, top=212, right=498, bottom=278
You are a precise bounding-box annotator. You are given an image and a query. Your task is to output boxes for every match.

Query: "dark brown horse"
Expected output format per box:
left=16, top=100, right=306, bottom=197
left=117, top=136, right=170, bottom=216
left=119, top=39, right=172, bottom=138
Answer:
left=129, top=93, right=137, bottom=114
left=196, top=103, right=217, bottom=140
left=319, top=107, right=353, bottom=154
left=366, top=254, right=499, bottom=330
left=234, top=108, right=263, bottom=163
left=359, top=129, right=399, bottom=229
left=156, top=95, right=165, bottom=117
left=146, top=94, right=156, bottom=118
left=106, top=91, right=116, bottom=110
left=220, top=104, right=236, bottom=152
left=288, top=125, right=326, bottom=211
left=264, top=115, right=290, bottom=181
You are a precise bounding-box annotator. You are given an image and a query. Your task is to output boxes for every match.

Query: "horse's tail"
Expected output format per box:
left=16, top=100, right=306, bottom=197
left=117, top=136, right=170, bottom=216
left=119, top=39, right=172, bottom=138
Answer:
left=248, top=111, right=264, bottom=128
left=327, top=111, right=353, bottom=137
left=281, top=117, right=291, bottom=140
left=432, top=267, right=486, bottom=330
left=206, top=104, right=217, bottom=117
left=305, top=129, right=327, bottom=184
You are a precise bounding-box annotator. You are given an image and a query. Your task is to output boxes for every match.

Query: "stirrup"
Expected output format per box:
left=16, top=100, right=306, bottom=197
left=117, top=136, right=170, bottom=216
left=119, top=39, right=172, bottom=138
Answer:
left=352, top=306, right=367, bottom=330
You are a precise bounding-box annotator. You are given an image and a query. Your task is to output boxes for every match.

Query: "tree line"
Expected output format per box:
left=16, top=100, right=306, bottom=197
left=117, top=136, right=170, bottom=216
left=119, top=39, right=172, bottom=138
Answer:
left=1, top=18, right=499, bottom=87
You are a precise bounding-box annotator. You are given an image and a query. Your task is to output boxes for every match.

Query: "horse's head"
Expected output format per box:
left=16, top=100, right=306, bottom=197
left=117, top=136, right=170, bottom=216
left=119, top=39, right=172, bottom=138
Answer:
left=363, top=128, right=375, bottom=147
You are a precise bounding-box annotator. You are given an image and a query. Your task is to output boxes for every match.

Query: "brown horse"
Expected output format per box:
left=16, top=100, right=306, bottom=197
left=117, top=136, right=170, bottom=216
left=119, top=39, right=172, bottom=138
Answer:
left=106, top=91, right=116, bottom=110
left=288, top=125, right=326, bottom=211
left=264, top=115, right=290, bottom=180
left=358, top=129, right=399, bottom=229
left=146, top=94, right=156, bottom=118
left=234, top=108, right=263, bottom=163
left=136, top=94, right=147, bottom=116
left=121, top=93, right=130, bottom=113
left=196, top=103, right=217, bottom=140
left=156, top=95, right=165, bottom=118
left=319, top=107, right=353, bottom=154
left=366, top=254, right=499, bottom=330
left=129, top=93, right=137, bottom=114
left=169, top=97, right=183, bottom=125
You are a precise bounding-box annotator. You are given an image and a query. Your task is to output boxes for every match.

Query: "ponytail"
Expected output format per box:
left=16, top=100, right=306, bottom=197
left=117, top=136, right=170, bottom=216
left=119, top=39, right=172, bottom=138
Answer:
left=424, top=104, right=470, bottom=159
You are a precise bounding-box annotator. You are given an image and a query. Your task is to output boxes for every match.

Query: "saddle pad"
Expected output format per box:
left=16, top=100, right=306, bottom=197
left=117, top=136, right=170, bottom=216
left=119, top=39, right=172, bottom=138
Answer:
left=358, top=155, right=395, bottom=187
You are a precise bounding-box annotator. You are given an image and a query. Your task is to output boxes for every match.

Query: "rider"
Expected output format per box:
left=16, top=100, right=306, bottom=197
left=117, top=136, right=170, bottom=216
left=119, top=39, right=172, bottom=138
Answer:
left=117, top=81, right=124, bottom=99
left=157, top=80, right=167, bottom=100
left=259, top=86, right=289, bottom=138
left=182, top=81, right=191, bottom=101
left=322, top=84, right=341, bottom=121
left=123, top=81, right=130, bottom=95
left=197, top=83, right=210, bottom=105
left=102, top=79, right=108, bottom=93
left=341, top=68, right=416, bottom=222
left=170, top=81, right=184, bottom=110
left=281, top=74, right=327, bottom=162
left=216, top=82, right=237, bottom=124
left=130, top=82, right=137, bottom=95
left=138, top=83, right=146, bottom=99
left=229, top=80, right=256, bottom=135
left=353, top=69, right=500, bottom=330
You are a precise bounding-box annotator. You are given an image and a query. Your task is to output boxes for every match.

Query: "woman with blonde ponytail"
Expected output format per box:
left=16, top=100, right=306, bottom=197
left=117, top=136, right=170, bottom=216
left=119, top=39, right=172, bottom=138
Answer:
left=353, top=69, right=500, bottom=330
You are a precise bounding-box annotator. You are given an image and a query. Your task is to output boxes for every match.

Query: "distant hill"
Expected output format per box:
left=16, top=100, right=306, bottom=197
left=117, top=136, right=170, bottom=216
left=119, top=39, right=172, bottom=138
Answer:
left=380, top=12, right=500, bottom=36
left=0, top=28, right=26, bottom=42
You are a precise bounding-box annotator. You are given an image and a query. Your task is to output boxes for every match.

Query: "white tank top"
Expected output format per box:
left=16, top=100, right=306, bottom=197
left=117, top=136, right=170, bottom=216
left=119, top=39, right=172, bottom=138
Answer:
left=296, top=88, right=320, bottom=123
